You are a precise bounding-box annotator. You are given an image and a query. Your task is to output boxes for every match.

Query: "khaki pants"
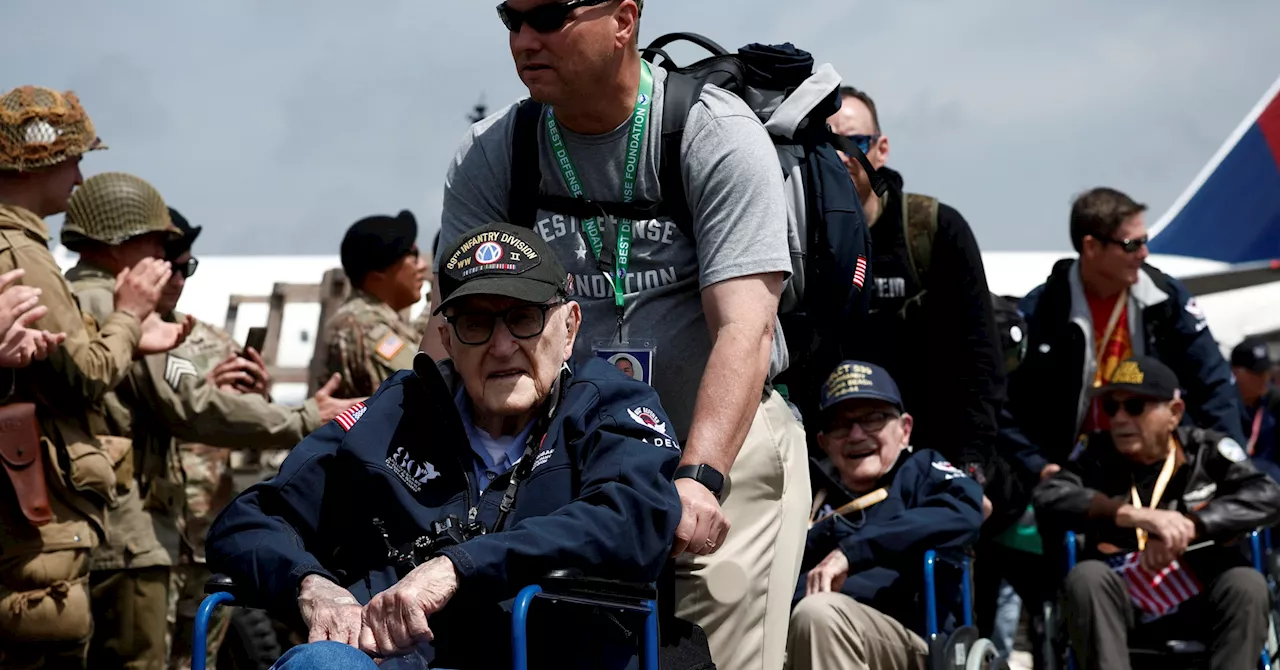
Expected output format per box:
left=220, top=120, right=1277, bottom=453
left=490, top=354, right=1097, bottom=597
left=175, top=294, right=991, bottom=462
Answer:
left=675, top=390, right=810, bottom=670
left=786, top=592, right=929, bottom=670
left=90, top=566, right=171, bottom=670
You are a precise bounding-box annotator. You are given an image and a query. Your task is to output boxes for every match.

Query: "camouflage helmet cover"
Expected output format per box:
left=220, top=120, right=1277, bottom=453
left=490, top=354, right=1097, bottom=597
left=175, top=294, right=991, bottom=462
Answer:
left=62, top=172, right=179, bottom=250
left=0, top=86, right=106, bottom=172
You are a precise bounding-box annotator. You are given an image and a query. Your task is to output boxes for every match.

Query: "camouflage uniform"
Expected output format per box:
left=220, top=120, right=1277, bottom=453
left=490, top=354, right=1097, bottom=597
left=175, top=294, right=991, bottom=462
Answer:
left=0, top=87, right=125, bottom=670
left=62, top=173, right=327, bottom=669
left=168, top=316, right=238, bottom=670
left=319, top=289, right=420, bottom=397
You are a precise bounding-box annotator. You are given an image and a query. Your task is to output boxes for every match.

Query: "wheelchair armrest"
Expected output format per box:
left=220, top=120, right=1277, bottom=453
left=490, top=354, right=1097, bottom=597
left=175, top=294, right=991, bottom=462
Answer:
left=204, top=573, right=237, bottom=596
left=537, top=568, right=657, bottom=602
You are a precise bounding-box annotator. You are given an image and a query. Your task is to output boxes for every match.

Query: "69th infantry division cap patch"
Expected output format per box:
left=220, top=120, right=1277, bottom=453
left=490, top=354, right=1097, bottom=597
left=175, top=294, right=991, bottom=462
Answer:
left=434, top=223, right=569, bottom=314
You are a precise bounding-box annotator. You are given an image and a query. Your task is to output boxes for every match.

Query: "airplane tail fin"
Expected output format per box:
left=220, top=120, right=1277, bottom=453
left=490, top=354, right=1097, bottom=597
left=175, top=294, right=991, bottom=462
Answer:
left=1148, top=75, right=1280, bottom=263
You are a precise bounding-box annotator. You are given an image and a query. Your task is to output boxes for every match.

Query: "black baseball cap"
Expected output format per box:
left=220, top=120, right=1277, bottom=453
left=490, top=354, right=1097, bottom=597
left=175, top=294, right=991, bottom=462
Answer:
left=818, top=361, right=904, bottom=413
left=433, top=223, right=569, bottom=314
left=340, top=210, right=418, bottom=285
left=1093, top=356, right=1181, bottom=401
left=1231, top=338, right=1273, bottom=373
left=164, top=207, right=201, bottom=259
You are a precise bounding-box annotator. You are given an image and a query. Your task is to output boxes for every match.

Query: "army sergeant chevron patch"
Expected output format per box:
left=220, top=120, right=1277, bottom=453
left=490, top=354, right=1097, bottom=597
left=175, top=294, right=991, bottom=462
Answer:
left=164, top=355, right=198, bottom=391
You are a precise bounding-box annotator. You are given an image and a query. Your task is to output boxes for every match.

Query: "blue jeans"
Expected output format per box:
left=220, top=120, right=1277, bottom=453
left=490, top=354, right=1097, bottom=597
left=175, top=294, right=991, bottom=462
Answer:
left=269, top=641, right=443, bottom=670
left=269, top=642, right=378, bottom=670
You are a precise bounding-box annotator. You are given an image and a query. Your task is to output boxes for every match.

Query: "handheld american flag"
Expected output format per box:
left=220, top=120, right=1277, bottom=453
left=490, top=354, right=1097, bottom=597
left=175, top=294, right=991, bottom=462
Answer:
left=1106, top=552, right=1202, bottom=619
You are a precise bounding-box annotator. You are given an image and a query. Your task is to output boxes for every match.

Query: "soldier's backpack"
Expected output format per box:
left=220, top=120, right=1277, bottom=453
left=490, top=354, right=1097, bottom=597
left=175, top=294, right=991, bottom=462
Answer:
left=506, top=33, right=880, bottom=414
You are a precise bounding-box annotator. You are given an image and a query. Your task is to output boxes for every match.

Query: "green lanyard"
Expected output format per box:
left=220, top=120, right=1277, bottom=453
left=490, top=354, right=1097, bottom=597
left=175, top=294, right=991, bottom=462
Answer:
left=545, top=61, right=654, bottom=327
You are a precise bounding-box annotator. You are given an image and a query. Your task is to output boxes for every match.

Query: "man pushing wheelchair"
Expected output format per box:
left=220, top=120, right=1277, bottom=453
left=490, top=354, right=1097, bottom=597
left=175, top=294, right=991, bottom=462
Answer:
left=205, top=224, right=692, bottom=669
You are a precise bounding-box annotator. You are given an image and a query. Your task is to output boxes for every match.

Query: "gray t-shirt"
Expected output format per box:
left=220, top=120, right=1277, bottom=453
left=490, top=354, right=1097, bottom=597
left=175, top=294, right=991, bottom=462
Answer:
left=439, top=66, right=791, bottom=439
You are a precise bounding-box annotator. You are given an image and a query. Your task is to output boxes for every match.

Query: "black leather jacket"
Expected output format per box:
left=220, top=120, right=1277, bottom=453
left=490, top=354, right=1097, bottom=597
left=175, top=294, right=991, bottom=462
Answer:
left=1034, top=426, right=1280, bottom=576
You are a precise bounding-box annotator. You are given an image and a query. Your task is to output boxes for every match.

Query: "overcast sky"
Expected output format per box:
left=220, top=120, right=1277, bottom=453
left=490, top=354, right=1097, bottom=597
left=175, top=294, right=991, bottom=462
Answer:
left=9, top=0, right=1279, bottom=255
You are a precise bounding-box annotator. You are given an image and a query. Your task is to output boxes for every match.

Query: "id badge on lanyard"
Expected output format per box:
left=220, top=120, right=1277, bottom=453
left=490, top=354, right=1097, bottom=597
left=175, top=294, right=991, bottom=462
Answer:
left=546, top=62, right=658, bottom=385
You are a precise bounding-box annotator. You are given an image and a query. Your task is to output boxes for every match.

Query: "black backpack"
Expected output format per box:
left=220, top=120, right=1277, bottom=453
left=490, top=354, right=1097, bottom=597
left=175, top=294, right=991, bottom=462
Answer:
left=507, top=34, right=878, bottom=416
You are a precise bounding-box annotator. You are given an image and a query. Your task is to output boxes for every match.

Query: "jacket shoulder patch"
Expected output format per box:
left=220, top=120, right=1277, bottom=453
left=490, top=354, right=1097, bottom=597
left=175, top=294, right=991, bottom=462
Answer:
left=164, top=355, right=198, bottom=391
left=627, top=407, right=668, bottom=436
left=932, top=460, right=966, bottom=479
left=1217, top=437, right=1247, bottom=463
left=335, top=402, right=367, bottom=431
left=1185, top=297, right=1208, bottom=332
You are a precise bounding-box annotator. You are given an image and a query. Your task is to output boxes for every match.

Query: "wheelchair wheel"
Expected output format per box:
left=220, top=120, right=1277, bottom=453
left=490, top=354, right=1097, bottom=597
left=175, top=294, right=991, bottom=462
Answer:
left=964, top=638, right=1005, bottom=670
left=217, top=607, right=283, bottom=670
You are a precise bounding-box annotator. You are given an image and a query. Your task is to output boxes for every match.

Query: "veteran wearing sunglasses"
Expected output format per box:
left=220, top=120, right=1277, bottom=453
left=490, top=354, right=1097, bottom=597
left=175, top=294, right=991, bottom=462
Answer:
left=209, top=223, right=685, bottom=669
left=1034, top=356, right=1280, bottom=669
left=999, top=187, right=1244, bottom=497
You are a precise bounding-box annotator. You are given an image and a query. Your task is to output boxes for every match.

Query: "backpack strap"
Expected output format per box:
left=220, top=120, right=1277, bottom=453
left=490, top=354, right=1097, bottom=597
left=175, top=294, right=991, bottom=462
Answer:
left=657, top=71, right=704, bottom=243
left=508, top=98, right=546, bottom=229
left=897, top=193, right=939, bottom=320
left=902, top=193, right=940, bottom=287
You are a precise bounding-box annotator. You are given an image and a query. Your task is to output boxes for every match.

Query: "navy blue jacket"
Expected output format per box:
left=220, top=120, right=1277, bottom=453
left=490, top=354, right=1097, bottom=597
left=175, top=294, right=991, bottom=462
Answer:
left=1001, top=260, right=1243, bottom=481
left=795, top=448, right=984, bottom=636
left=206, top=355, right=682, bottom=668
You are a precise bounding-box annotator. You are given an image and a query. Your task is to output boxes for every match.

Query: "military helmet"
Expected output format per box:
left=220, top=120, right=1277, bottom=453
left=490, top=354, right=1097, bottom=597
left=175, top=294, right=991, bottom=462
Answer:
left=0, top=86, right=106, bottom=172
left=62, top=172, right=178, bottom=251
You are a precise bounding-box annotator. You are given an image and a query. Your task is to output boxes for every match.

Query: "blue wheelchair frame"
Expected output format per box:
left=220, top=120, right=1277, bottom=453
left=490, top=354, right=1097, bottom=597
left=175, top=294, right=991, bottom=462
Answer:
left=1062, top=529, right=1274, bottom=670
left=193, top=573, right=659, bottom=670
left=923, top=548, right=974, bottom=639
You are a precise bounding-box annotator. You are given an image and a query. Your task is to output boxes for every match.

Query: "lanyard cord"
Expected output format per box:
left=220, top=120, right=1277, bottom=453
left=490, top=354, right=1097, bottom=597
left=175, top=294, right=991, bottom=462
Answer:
left=1130, top=439, right=1178, bottom=551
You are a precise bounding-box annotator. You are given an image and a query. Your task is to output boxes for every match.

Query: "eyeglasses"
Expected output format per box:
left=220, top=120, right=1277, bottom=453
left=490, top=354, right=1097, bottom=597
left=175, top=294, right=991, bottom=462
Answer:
left=1101, top=235, right=1149, bottom=254
left=497, top=0, right=613, bottom=33
left=823, top=410, right=899, bottom=439
left=1101, top=397, right=1151, bottom=418
left=172, top=258, right=198, bottom=279
left=843, top=133, right=880, bottom=154
left=445, top=301, right=563, bottom=346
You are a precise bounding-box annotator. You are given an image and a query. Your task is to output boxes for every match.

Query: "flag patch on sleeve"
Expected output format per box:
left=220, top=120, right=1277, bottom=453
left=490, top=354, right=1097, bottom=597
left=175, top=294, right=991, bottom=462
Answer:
left=375, top=334, right=405, bottom=362
left=853, top=256, right=868, bottom=289
left=335, top=402, right=367, bottom=431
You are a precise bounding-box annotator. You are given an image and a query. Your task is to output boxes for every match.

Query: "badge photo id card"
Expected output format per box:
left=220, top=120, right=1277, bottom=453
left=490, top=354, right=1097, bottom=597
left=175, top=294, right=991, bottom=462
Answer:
left=593, top=339, right=656, bottom=386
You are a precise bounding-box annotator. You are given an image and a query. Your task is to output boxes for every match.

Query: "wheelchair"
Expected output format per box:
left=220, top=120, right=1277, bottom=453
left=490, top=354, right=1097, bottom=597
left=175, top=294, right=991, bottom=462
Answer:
left=193, top=570, right=659, bottom=670
left=923, top=549, right=1008, bottom=670
left=1058, top=529, right=1278, bottom=670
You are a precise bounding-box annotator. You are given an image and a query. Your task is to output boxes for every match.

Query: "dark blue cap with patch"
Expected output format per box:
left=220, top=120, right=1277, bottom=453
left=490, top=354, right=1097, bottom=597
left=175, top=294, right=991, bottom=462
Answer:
left=819, top=361, right=904, bottom=413
left=433, top=223, right=569, bottom=314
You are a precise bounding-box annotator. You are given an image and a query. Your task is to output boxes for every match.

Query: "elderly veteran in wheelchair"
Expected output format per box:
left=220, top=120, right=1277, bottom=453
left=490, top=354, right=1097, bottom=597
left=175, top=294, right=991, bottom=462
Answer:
left=205, top=223, right=684, bottom=669
left=786, top=362, right=986, bottom=670
left=1034, top=355, right=1280, bottom=670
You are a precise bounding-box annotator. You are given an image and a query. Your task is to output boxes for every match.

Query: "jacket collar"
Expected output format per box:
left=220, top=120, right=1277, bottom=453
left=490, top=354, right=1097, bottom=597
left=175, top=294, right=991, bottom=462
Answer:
left=0, top=203, right=51, bottom=244
left=65, top=259, right=115, bottom=283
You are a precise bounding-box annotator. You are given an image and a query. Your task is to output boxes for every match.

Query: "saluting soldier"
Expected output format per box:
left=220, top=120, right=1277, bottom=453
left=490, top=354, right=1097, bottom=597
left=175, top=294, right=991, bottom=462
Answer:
left=60, top=172, right=363, bottom=669
left=319, top=209, right=427, bottom=397
left=0, top=86, right=186, bottom=670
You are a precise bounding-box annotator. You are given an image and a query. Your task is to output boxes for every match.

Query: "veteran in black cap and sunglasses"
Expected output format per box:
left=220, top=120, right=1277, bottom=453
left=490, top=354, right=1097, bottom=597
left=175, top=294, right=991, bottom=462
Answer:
left=319, top=210, right=430, bottom=398
left=1034, top=355, right=1280, bottom=670
left=208, top=222, right=691, bottom=669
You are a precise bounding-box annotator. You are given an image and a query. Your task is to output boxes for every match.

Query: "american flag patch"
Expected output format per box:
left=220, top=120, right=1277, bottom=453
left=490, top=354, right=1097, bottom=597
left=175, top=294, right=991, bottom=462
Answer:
left=1107, top=552, right=1201, bottom=619
left=852, top=256, right=868, bottom=289
left=334, top=403, right=367, bottom=432
left=375, top=334, right=404, bottom=361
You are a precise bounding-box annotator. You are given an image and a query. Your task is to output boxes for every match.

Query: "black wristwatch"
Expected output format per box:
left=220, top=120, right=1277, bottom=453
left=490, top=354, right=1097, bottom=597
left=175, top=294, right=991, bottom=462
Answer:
left=675, top=464, right=725, bottom=501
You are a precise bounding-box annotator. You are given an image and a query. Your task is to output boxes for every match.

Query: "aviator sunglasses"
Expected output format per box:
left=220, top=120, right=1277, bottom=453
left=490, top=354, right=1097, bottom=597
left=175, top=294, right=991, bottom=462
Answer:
left=497, top=0, right=613, bottom=33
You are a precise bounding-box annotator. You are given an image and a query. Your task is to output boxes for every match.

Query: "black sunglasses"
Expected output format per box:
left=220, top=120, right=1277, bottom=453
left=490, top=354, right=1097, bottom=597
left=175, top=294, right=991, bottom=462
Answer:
left=1101, top=397, right=1151, bottom=418
left=172, top=257, right=198, bottom=279
left=1100, top=235, right=1149, bottom=254
left=497, top=0, right=613, bottom=33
